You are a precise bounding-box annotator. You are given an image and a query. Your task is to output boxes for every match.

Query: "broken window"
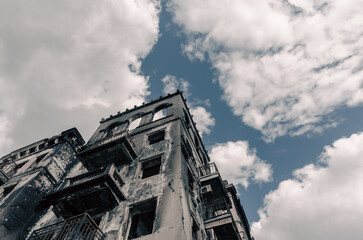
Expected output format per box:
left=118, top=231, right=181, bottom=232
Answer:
left=148, top=130, right=165, bottom=145
left=128, top=199, right=157, bottom=239
left=141, top=156, right=161, bottom=179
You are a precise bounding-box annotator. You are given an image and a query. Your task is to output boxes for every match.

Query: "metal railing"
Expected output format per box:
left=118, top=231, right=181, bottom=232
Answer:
left=28, top=213, right=104, bottom=240
left=0, top=158, right=18, bottom=177
left=204, top=198, right=230, bottom=220
left=0, top=169, right=9, bottom=183
left=198, top=162, right=219, bottom=178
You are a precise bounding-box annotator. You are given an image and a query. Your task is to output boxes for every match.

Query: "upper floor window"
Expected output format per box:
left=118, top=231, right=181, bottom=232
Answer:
left=152, top=103, right=172, bottom=122
left=148, top=130, right=165, bottom=144
left=106, top=121, right=126, bottom=137
left=141, top=156, right=162, bottom=179
left=129, top=117, right=142, bottom=131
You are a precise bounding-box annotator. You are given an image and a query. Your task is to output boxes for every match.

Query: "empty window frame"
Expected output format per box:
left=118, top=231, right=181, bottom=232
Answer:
left=129, top=118, right=142, bottom=131
left=148, top=130, right=165, bottom=145
left=128, top=199, right=157, bottom=239
left=153, top=103, right=172, bottom=122
left=141, top=156, right=162, bottom=179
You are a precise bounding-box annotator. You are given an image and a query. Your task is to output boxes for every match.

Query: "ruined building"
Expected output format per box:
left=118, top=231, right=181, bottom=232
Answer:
left=0, top=92, right=254, bottom=240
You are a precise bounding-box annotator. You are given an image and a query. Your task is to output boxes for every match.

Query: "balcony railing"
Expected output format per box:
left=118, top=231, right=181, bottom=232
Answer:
left=0, top=158, right=18, bottom=177
left=0, top=169, right=9, bottom=185
left=199, top=162, right=219, bottom=178
left=28, top=213, right=104, bottom=240
left=204, top=198, right=230, bottom=220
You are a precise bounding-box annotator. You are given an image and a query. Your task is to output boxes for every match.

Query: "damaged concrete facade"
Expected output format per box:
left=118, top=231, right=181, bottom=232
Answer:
left=0, top=92, right=254, bottom=240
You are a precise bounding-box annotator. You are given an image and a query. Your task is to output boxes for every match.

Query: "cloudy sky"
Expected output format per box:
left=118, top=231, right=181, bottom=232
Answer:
left=1, top=0, right=363, bottom=239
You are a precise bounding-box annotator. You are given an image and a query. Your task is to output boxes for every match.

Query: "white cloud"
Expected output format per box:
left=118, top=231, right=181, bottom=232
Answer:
left=0, top=0, right=160, bottom=155
left=161, top=74, right=190, bottom=96
left=210, top=141, right=272, bottom=188
left=168, top=0, right=363, bottom=141
left=190, top=106, right=215, bottom=136
left=251, top=132, right=363, bottom=240
left=161, top=75, right=215, bottom=136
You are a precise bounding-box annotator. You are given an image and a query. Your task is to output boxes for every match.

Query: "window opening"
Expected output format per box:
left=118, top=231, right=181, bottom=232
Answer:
left=141, top=157, right=161, bottom=179
left=153, top=103, right=171, bottom=122
left=20, top=151, right=26, bottom=158
left=148, top=130, right=165, bottom=144
left=129, top=118, right=141, bottom=131
left=48, top=139, right=55, bottom=146
left=153, top=108, right=167, bottom=122
left=38, top=143, right=45, bottom=150
left=106, top=122, right=124, bottom=137
left=128, top=199, right=157, bottom=239
left=29, top=147, right=36, bottom=154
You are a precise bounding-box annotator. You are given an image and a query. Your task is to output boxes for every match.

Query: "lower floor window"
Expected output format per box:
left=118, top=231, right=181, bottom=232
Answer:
left=128, top=199, right=157, bottom=239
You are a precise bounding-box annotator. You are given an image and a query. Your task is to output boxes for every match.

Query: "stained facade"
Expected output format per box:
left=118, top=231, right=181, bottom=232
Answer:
left=0, top=91, right=254, bottom=240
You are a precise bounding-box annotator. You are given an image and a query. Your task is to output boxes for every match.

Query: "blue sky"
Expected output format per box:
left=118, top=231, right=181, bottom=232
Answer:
left=144, top=2, right=363, bottom=223
left=0, top=1, right=363, bottom=239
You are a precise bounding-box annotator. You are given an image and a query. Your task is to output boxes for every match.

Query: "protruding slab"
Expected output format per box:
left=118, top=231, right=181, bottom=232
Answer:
left=77, top=130, right=137, bottom=171
left=43, top=164, right=126, bottom=218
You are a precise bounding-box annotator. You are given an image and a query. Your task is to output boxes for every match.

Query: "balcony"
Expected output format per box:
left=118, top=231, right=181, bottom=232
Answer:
left=204, top=198, right=241, bottom=240
left=28, top=213, right=104, bottom=240
left=43, top=164, right=126, bottom=219
left=198, top=163, right=227, bottom=201
left=78, top=130, right=137, bottom=171
left=199, top=162, right=219, bottom=180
